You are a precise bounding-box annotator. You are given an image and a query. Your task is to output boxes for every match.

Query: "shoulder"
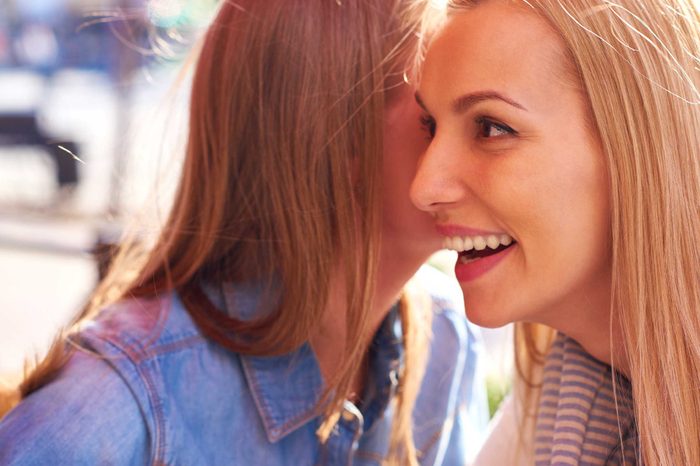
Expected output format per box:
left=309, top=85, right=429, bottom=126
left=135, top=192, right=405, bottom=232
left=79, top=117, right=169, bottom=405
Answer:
left=0, top=292, right=255, bottom=464
left=412, top=262, right=465, bottom=311
left=0, top=295, right=195, bottom=464
left=0, top=347, right=149, bottom=464
left=410, top=265, right=485, bottom=388
left=410, top=265, right=490, bottom=462
left=80, top=292, right=205, bottom=358
left=73, top=293, right=211, bottom=427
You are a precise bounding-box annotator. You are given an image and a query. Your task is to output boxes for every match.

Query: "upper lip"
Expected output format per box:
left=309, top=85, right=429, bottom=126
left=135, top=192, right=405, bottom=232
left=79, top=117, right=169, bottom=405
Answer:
left=436, top=224, right=507, bottom=237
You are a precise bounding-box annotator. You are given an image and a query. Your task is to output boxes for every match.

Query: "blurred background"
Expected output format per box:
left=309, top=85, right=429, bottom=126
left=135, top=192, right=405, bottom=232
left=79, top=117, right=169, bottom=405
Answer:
left=0, top=0, right=512, bottom=414
left=0, top=0, right=216, bottom=381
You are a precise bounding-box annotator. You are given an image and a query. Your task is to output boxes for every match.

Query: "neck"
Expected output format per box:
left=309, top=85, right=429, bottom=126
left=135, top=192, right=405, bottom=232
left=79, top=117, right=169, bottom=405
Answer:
left=569, top=316, right=629, bottom=377
left=543, top=276, right=630, bottom=377
left=309, top=245, right=432, bottom=399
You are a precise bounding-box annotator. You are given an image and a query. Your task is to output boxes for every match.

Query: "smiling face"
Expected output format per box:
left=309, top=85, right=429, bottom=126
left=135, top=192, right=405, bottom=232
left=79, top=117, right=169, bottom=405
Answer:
left=411, top=1, right=612, bottom=330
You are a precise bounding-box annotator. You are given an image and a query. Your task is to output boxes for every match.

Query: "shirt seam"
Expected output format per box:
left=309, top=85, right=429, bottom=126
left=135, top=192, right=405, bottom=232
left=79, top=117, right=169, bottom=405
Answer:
left=87, top=334, right=171, bottom=465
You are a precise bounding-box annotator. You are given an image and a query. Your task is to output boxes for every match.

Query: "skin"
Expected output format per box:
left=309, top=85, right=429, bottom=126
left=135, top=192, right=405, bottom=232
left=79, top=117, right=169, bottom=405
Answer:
left=410, top=1, right=621, bottom=367
left=311, top=82, right=442, bottom=394
left=377, top=81, right=445, bottom=309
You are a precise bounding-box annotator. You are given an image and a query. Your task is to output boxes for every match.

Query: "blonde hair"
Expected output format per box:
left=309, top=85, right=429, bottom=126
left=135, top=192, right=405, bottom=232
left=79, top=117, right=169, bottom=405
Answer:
left=450, top=0, right=700, bottom=463
left=2, top=1, right=436, bottom=463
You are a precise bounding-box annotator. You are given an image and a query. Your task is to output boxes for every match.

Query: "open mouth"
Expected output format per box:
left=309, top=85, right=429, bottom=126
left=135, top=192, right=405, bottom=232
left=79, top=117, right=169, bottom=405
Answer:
left=458, top=243, right=514, bottom=263
left=443, top=234, right=517, bottom=264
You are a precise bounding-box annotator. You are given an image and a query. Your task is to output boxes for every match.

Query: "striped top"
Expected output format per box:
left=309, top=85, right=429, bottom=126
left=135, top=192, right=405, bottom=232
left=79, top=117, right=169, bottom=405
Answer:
left=534, top=334, right=639, bottom=465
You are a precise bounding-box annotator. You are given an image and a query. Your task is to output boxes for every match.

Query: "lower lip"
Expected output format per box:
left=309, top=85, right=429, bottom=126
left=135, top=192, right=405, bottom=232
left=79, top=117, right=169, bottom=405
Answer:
left=454, top=244, right=515, bottom=282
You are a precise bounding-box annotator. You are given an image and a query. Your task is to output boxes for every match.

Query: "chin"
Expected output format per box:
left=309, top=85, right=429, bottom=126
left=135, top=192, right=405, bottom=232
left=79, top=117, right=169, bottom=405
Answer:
left=466, top=310, right=511, bottom=329
left=461, top=294, right=513, bottom=328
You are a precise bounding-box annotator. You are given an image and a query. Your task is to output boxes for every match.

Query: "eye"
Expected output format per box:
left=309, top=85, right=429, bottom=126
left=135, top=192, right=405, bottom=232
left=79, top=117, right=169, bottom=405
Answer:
left=419, top=114, right=436, bottom=140
left=476, top=117, right=516, bottom=139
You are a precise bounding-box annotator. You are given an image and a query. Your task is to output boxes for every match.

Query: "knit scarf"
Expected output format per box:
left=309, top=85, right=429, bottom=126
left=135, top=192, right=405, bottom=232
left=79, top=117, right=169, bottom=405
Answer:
left=533, top=334, right=639, bottom=465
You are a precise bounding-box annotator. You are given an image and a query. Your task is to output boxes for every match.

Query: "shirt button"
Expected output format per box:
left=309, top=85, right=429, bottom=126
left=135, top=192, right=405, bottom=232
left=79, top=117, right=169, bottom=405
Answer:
left=389, top=369, right=399, bottom=386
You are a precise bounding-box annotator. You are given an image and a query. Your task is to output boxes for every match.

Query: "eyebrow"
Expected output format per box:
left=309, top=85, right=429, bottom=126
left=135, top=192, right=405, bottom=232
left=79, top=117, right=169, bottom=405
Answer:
left=415, top=90, right=527, bottom=113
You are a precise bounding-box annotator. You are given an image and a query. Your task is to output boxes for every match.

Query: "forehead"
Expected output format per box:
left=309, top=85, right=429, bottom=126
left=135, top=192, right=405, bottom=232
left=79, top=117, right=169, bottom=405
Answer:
left=421, top=2, right=572, bottom=111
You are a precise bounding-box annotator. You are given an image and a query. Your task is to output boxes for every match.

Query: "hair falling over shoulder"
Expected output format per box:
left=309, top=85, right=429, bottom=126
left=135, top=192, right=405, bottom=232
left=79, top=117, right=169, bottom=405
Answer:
left=1, top=1, right=439, bottom=463
left=448, top=0, right=700, bottom=463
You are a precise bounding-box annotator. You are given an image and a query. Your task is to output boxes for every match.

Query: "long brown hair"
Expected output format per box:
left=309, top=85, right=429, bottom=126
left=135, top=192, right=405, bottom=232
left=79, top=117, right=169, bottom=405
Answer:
left=5, top=0, right=434, bottom=463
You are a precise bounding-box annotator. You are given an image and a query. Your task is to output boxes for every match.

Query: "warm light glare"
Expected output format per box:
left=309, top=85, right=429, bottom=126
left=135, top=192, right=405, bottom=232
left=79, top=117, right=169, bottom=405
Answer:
left=429, top=0, right=449, bottom=11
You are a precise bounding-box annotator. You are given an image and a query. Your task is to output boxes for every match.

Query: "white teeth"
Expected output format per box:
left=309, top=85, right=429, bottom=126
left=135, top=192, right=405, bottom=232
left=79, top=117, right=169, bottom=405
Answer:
left=463, top=236, right=474, bottom=251
left=443, top=237, right=453, bottom=250
left=486, top=235, right=500, bottom=249
left=442, top=233, right=515, bottom=252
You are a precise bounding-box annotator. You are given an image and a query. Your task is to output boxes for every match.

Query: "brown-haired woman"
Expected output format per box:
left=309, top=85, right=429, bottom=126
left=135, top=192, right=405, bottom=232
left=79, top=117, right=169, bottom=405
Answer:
left=0, top=1, right=488, bottom=465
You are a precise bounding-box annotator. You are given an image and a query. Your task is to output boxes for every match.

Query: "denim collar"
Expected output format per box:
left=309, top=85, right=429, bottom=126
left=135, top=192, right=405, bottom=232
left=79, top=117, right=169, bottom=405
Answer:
left=208, top=281, right=404, bottom=442
left=240, top=344, right=325, bottom=442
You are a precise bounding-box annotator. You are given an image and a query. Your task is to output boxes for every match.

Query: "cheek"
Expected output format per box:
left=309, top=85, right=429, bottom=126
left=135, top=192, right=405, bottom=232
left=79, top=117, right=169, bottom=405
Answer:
left=547, top=147, right=611, bottom=253
left=473, top=142, right=611, bottom=271
left=514, top=149, right=611, bottom=290
left=382, top=100, right=429, bottom=205
left=383, top=114, right=429, bottom=175
left=381, top=104, right=438, bottom=243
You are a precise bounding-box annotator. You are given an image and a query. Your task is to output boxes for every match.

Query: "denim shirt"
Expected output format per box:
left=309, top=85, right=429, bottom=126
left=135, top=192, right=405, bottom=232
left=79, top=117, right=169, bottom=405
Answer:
left=0, top=266, right=488, bottom=465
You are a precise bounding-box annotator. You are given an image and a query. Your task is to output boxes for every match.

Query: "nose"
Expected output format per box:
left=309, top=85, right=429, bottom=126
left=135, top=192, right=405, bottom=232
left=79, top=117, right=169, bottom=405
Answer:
left=410, top=137, right=468, bottom=214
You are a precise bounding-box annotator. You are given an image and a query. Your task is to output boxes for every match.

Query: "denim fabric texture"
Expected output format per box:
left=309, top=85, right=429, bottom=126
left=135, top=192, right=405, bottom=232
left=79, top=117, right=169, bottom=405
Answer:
left=0, top=266, right=488, bottom=465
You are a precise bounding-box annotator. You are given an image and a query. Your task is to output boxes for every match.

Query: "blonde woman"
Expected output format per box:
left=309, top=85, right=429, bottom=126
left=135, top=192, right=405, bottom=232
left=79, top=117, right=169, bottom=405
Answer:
left=0, top=1, right=488, bottom=464
left=411, top=0, right=700, bottom=464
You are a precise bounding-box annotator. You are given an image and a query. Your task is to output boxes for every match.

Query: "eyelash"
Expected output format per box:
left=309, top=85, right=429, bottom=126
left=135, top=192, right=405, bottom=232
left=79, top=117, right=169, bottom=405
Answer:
left=475, top=117, right=517, bottom=139
left=419, top=114, right=516, bottom=141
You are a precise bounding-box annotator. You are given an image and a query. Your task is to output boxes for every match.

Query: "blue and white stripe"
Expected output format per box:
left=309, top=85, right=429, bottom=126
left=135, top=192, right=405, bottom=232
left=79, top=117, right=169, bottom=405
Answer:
left=533, top=334, right=639, bottom=465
